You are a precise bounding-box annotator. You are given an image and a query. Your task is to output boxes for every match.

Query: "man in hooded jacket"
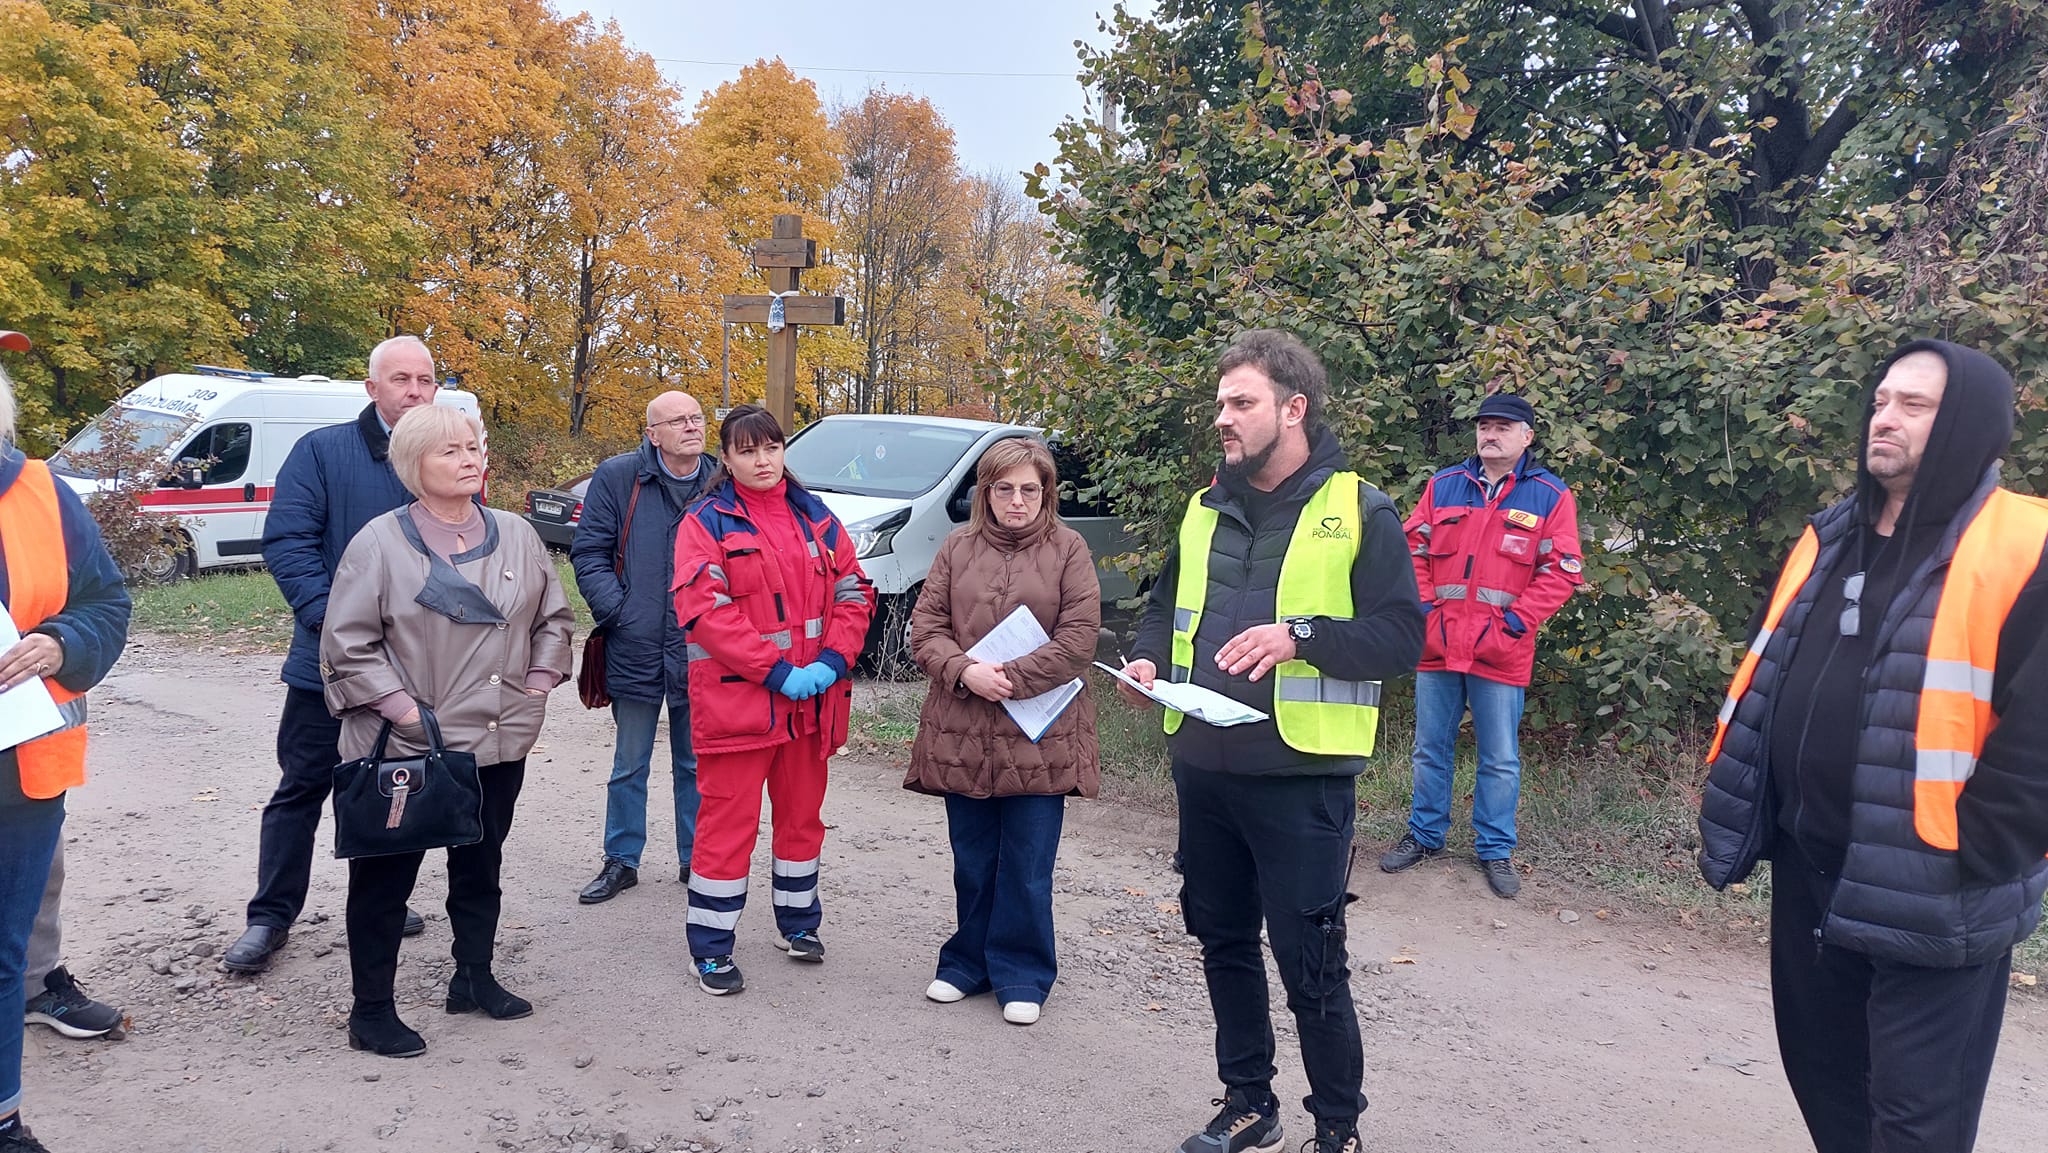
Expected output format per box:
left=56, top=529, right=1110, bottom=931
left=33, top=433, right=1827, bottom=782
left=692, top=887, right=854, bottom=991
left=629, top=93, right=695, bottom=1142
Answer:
left=1698, top=340, right=2048, bottom=1152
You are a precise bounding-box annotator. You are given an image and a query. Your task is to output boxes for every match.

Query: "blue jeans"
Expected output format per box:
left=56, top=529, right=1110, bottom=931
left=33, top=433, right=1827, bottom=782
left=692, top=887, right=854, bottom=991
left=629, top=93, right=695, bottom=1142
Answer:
left=602, top=695, right=699, bottom=871
left=1, top=796, right=65, bottom=1118
left=936, top=794, right=1066, bottom=1005
left=1408, top=670, right=1526, bottom=860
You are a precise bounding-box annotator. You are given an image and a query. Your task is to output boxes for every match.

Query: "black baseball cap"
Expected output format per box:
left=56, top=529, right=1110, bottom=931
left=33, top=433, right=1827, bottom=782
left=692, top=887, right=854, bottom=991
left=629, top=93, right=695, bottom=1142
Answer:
left=1476, top=393, right=1535, bottom=425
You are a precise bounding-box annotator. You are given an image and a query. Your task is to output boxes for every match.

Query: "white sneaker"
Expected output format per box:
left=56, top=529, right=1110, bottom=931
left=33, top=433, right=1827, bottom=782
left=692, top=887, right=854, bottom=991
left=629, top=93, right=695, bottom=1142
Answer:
left=925, top=979, right=966, bottom=1003
left=1001, top=1000, right=1040, bottom=1025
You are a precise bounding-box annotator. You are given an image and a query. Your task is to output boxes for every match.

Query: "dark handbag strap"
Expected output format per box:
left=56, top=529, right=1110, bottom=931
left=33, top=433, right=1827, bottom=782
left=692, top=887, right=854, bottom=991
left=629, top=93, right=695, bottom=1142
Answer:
left=613, top=481, right=643, bottom=580
left=364, top=703, right=451, bottom=762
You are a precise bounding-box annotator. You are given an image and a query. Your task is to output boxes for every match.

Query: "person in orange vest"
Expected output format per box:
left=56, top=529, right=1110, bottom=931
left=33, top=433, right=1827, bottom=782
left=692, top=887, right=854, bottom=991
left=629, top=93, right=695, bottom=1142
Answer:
left=0, top=331, right=133, bottom=1153
left=1699, top=340, right=2048, bottom=1153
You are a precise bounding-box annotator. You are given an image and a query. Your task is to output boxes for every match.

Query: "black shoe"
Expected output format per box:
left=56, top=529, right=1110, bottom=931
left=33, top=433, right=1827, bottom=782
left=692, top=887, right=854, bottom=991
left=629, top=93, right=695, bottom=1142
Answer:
left=1377, top=833, right=1440, bottom=874
left=1177, top=1087, right=1283, bottom=1153
left=1479, top=857, right=1522, bottom=899
left=24, top=966, right=124, bottom=1039
left=0, top=1120, right=50, bottom=1152
left=695, top=955, right=744, bottom=996
left=401, top=906, right=426, bottom=937
left=775, top=929, right=825, bottom=962
left=1171, top=848, right=1185, bottom=875
left=679, top=866, right=690, bottom=885
left=446, top=963, right=533, bottom=1019
left=579, top=860, right=639, bottom=904
left=1302, top=1120, right=1362, bottom=1153
left=347, top=1001, right=426, bottom=1058
left=221, top=924, right=289, bottom=974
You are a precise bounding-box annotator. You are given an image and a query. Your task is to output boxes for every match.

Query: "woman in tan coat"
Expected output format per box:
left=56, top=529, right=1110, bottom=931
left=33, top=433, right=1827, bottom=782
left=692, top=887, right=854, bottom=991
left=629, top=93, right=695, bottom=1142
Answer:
left=321, top=404, right=574, bottom=1058
left=904, top=437, right=1100, bottom=1025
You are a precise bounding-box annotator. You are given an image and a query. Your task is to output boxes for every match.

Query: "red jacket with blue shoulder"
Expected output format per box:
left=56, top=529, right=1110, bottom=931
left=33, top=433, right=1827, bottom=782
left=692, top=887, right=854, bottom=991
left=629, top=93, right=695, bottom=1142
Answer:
left=672, top=479, right=876, bottom=754
left=1405, top=453, right=1584, bottom=687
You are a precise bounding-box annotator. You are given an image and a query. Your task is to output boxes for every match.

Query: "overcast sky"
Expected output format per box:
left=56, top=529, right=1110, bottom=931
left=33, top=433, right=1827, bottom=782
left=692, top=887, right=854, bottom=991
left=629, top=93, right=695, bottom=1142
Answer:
left=570, top=0, right=1150, bottom=180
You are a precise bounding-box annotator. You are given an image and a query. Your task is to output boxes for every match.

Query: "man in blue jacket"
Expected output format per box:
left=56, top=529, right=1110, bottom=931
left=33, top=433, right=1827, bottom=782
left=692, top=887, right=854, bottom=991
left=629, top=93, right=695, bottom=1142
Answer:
left=572, top=390, right=716, bottom=903
left=223, top=336, right=441, bottom=974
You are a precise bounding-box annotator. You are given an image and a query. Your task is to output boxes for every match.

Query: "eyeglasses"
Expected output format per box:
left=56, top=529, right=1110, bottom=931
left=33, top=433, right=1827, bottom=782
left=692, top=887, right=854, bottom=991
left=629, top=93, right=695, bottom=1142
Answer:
left=650, top=415, right=706, bottom=430
left=990, top=483, right=1044, bottom=502
left=1840, top=571, right=1864, bottom=637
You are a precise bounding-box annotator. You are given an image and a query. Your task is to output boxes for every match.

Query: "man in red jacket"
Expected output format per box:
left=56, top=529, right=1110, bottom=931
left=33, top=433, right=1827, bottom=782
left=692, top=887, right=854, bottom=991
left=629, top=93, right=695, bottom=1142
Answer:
left=1380, top=394, right=1584, bottom=897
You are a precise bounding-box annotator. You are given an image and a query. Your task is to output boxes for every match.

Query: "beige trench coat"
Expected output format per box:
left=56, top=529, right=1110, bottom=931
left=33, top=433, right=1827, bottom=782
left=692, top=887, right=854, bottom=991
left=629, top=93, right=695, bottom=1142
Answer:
left=321, top=508, right=575, bottom=765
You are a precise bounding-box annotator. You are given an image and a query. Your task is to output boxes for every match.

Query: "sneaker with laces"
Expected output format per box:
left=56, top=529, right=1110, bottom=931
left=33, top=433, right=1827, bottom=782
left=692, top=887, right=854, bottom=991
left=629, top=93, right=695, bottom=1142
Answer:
left=774, top=929, right=825, bottom=963
left=1302, top=1120, right=1362, bottom=1153
left=24, top=966, right=124, bottom=1039
left=1176, top=1087, right=1283, bottom=1153
left=1479, top=857, right=1522, bottom=899
left=695, top=955, right=745, bottom=995
left=1378, top=832, right=1440, bottom=873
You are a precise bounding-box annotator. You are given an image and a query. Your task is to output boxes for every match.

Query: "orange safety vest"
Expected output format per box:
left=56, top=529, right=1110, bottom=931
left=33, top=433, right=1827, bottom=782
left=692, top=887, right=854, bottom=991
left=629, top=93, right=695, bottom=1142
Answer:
left=1708, top=487, right=2048, bottom=852
left=2, top=459, right=87, bottom=799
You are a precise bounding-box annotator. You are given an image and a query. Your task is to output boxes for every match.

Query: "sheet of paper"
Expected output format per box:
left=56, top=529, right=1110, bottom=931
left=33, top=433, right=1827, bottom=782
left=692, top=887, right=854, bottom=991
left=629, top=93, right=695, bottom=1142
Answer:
left=1092, top=661, right=1269, bottom=727
left=0, top=603, right=65, bottom=751
left=966, top=605, right=1083, bottom=742
left=965, top=604, right=1050, bottom=665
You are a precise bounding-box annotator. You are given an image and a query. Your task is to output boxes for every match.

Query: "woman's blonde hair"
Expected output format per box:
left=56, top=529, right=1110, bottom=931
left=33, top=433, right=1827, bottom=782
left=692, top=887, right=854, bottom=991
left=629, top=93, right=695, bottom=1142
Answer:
left=968, top=437, right=1060, bottom=538
left=388, top=403, right=485, bottom=498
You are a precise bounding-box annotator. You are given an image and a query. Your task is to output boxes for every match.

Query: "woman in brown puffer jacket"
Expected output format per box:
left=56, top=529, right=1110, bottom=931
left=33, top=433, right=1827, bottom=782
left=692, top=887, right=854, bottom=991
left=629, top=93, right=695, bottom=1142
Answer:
left=904, top=436, right=1100, bottom=1026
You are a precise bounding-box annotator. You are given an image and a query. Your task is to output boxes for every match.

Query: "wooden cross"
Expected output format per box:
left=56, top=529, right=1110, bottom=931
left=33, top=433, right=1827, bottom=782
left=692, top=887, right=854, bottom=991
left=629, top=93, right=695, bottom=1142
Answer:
left=721, top=214, right=846, bottom=430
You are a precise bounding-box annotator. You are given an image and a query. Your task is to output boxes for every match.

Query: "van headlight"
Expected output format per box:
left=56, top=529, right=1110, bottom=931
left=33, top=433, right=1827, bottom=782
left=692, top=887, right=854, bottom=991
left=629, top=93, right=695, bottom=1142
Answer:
left=847, top=508, right=911, bottom=558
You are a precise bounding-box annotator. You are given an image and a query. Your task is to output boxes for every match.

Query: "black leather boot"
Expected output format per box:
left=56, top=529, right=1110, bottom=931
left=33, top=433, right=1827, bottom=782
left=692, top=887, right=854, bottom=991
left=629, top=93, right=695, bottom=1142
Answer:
left=347, top=1000, right=426, bottom=1058
left=446, top=963, right=532, bottom=1020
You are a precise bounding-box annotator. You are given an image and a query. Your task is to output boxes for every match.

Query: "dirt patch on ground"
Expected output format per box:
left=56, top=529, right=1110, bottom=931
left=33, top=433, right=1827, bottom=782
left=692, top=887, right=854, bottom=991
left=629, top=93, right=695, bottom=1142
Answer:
left=21, top=636, right=2048, bottom=1151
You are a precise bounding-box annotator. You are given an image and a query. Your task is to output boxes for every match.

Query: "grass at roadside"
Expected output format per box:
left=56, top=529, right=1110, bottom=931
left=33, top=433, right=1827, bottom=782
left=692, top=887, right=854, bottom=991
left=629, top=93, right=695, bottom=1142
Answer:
left=130, top=554, right=594, bottom=651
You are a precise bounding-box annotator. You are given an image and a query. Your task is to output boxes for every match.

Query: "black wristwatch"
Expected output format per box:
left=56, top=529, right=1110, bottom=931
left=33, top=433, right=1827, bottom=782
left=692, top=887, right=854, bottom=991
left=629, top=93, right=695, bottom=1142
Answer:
left=1286, top=617, right=1316, bottom=646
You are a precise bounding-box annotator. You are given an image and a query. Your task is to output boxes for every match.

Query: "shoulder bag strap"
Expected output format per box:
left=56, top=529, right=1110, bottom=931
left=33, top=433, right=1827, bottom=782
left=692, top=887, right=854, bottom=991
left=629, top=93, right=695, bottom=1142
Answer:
left=614, top=481, right=643, bottom=580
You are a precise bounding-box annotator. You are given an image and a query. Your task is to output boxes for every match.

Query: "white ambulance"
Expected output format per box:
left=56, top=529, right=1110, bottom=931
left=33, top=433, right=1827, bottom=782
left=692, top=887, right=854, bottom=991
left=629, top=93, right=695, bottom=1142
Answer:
left=47, top=365, right=483, bottom=581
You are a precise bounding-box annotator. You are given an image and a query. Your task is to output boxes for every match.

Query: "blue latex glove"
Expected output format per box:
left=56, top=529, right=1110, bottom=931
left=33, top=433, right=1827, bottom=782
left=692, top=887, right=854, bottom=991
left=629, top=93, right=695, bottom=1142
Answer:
left=1502, top=609, right=1527, bottom=638
left=802, top=660, right=839, bottom=692
left=778, top=664, right=825, bottom=701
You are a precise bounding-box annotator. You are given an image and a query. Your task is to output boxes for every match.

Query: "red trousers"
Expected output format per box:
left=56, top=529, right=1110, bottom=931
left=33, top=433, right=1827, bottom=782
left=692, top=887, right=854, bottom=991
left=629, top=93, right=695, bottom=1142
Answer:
left=685, top=730, right=828, bottom=958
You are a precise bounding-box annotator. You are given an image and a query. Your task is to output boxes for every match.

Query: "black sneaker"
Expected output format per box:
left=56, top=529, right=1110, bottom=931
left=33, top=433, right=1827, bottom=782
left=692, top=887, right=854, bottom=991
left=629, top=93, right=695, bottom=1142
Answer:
left=775, top=930, right=825, bottom=963
left=696, top=955, right=744, bottom=996
left=1302, top=1120, right=1362, bottom=1153
left=0, top=1119, right=50, bottom=1152
left=1177, top=1087, right=1283, bottom=1153
left=24, top=966, right=124, bottom=1039
left=1479, top=857, right=1522, bottom=899
left=1378, top=832, right=1440, bottom=873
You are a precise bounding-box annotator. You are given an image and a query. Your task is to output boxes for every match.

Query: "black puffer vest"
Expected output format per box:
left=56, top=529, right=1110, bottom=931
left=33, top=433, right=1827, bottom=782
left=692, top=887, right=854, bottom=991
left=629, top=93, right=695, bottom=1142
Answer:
left=1167, top=436, right=1397, bottom=778
left=1699, top=469, right=2048, bottom=967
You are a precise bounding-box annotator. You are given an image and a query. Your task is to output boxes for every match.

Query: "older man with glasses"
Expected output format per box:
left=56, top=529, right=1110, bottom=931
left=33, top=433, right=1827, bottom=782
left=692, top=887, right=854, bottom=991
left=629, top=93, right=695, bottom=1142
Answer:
left=571, top=391, right=717, bottom=904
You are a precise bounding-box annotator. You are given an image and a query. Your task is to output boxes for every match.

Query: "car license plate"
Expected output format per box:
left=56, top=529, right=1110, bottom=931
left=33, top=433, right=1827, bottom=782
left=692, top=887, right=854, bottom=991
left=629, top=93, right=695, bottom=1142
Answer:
left=535, top=500, right=565, bottom=517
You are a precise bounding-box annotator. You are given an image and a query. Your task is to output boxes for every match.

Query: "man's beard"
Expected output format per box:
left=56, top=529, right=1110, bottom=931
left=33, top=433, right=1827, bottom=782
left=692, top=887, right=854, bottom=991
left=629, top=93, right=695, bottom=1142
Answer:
left=1220, top=435, right=1278, bottom=482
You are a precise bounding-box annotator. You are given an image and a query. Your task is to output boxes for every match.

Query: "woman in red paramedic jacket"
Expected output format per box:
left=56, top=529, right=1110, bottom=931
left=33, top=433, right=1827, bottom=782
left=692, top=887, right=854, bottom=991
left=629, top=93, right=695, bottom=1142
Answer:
left=671, top=405, right=875, bottom=996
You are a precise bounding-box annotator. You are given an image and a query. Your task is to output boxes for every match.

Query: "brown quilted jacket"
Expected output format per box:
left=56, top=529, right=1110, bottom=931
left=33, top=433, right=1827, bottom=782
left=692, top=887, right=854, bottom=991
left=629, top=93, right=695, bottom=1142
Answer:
left=903, top=522, right=1101, bottom=798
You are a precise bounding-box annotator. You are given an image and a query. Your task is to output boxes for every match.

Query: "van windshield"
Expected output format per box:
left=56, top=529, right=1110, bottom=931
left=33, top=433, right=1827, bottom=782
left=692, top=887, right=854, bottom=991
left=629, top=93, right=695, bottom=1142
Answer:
left=784, top=419, right=983, bottom=499
left=48, top=408, right=192, bottom=479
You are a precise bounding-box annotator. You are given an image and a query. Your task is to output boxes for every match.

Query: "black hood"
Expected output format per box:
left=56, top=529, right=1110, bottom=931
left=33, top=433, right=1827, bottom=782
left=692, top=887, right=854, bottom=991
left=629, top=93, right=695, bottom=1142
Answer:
left=1857, top=339, right=2014, bottom=529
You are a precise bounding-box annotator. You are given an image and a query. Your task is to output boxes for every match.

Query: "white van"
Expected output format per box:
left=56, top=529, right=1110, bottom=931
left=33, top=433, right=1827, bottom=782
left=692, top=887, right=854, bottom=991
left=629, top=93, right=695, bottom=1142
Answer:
left=48, top=366, right=483, bottom=581
left=783, top=413, right=1136, bottom=668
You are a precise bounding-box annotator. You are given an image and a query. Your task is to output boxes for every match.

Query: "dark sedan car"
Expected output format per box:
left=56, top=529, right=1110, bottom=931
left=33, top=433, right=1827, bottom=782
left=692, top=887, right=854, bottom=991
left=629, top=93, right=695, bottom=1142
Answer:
left=524, top=472, right=593, bottom=550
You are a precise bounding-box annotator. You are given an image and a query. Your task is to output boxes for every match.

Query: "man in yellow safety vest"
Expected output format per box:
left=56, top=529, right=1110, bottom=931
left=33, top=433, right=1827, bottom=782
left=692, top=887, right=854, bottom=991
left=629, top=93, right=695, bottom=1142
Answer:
left=1120, top=330, right=1423, bottom=1153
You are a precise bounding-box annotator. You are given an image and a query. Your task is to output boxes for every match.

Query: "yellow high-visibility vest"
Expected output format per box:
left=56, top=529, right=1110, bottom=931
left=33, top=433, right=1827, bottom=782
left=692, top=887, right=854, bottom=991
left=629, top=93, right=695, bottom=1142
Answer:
left=1166, top=471, right=1382, bottom=755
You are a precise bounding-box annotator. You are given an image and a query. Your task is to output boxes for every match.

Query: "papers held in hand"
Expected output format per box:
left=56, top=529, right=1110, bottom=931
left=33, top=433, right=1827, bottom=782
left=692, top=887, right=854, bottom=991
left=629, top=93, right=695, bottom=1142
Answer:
left=0, top=603, right=65, bottom=751
left=965, top=605, right=1084, bottom=743
left=1091, top=661, right=1269, bottom=727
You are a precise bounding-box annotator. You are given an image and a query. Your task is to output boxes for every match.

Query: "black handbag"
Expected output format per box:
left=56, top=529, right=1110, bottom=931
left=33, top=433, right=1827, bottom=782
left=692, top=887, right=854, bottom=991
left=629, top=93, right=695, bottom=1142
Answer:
left=331, top=705, right=485, bottom=860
